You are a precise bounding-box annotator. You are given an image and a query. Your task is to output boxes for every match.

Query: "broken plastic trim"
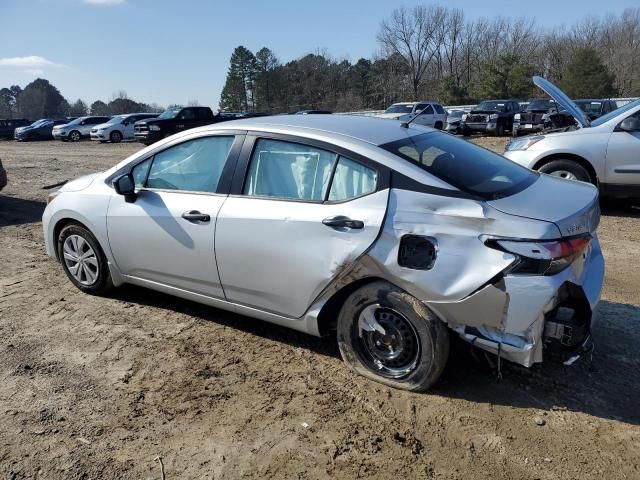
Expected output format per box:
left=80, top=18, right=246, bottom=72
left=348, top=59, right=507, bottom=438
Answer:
left=483, top=234, right=591, bottom=276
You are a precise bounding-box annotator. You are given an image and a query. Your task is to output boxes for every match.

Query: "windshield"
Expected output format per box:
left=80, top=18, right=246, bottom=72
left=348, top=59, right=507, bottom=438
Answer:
left=575, top=101, right=603, bottom=114
left=475, top=101, right=504, bottom=112
left=30, top=119, right=49, bottom=127
left=591, top=99, right=640, bottom=127
left=105, top=115, right=126, bottom=124
left=527, top=100, right=555, bottom=111
left=385, top=104, right=414, bottom=114
left=380, top=132, right=537, bottom=200
left=158, top=109, right=180, bottom=119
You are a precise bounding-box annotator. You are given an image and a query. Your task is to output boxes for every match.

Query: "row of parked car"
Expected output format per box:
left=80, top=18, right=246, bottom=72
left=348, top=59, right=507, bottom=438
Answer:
left=2, top=107, right=322, bottom=146
left=378, top=97, right=620, bottom=137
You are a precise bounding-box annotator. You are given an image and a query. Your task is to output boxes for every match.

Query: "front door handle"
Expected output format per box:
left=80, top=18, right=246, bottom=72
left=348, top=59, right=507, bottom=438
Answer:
left=181, top=210, right=210, bottom=222
left=322, top=216, right=364, bottom=229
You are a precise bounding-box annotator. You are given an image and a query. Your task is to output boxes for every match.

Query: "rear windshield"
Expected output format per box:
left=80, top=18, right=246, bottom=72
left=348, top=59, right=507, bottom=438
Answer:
left=527, top=100, right=555, bottom=111
left=380, top=132, right=537, bottom=200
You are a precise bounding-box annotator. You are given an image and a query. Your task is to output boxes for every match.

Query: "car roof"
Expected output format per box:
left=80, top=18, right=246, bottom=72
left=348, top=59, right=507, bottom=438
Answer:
left=206, top=114, right=434, bottom=146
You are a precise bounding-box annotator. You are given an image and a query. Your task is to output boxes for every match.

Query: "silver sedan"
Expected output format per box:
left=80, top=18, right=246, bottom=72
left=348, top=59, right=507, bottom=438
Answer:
left=43, top=115, right=604, bottom=391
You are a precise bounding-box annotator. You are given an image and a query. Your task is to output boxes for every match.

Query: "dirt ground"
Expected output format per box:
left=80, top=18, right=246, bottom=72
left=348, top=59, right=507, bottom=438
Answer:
left=0, top=138, right=639, bottom=480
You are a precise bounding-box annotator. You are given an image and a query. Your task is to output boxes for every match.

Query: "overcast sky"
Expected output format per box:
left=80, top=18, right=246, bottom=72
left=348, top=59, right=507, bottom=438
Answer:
left=0, top=0, right=636, bottom=109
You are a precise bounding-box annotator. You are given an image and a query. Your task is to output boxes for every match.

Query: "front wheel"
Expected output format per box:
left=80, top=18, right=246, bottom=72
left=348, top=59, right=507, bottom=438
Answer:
left=69, top=130, right=81, bottom=142
left=337, top=281, right=449, bottom=391
left=538, top=159, right=592, bottom=183
left=57, top=223, right=113, bottom=294
left=110, top=130, right=123, bottom=143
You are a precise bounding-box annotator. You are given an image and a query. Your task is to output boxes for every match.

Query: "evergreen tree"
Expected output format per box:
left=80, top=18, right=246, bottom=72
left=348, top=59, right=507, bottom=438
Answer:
left=253, top=47, right=279, bottom=111
left=16, top=78, right=69, bottom=119
left=559, top=47, right=617, bottom=98
left=69, top=99, right=88, bottom=116
left=480, top=54, right=534, bottom=99
left=219, top=46, right=257, bottom=112
left=90, top=100, right=110, bottom=116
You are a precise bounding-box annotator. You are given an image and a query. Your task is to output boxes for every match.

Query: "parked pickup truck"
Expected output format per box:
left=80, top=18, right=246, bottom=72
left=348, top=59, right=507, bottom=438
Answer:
left=462, top=99, right=521, bottom=136
left=134, top=106, right=222, bottom=145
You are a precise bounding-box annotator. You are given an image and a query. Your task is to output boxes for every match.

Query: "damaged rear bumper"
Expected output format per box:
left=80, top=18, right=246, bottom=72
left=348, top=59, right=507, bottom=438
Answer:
left=427, top=235, right=604, bottom=367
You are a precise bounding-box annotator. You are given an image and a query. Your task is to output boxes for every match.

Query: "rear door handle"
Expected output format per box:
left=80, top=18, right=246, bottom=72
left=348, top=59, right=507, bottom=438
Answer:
left=322, top=216, right=364, bottom=229
left=181, top=210, right=210, bottom=222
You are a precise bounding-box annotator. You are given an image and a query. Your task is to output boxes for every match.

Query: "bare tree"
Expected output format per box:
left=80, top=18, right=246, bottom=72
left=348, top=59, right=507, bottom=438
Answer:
left=377, top=5, right=447, bottom=97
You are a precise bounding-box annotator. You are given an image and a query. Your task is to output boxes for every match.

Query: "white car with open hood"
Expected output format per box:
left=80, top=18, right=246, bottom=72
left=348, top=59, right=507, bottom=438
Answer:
left=505, top=76, right=640, bottom=198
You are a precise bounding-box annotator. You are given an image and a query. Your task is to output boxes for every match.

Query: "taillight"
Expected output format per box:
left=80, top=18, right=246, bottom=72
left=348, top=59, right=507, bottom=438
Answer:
left=488, top=234, right=591, bottom=275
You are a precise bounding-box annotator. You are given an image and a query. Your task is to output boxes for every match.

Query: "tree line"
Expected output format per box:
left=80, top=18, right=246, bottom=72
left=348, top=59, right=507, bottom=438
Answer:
left=0, top=79, right=164, bottom=120
left=219, top=6, right=639, bottom=112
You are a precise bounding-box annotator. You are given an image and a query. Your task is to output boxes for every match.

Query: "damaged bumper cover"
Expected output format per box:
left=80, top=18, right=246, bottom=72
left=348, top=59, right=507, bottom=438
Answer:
left=427, top=235, right=604, bottom=367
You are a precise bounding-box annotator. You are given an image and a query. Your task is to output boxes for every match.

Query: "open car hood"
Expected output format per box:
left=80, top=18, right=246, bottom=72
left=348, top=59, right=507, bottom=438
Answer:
left=533, top=76, right=590, bottom=128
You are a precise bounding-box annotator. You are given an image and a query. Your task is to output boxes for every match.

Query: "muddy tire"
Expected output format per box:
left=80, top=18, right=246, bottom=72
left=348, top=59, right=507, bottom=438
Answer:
left=57, top=223, right=113, bottom=295
left=337, top=281, right=449, bottom=392
left=538, top=159, right=592, bottom=183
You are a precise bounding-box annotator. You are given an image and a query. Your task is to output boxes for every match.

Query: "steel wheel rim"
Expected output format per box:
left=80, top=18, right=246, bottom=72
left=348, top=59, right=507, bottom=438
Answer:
left=549, top=170, right=578, bottom=181
left=63, top=235, right=99, bottom=286
left=355, top=304, right=421, bottom=379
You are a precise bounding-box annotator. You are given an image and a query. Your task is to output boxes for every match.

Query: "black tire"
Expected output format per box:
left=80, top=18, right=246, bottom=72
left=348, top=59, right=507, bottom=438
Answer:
left=434, top=121, right=443, bottom=130
left=69, top=130, right=81, bottom=142
left=110, top=130, right=123, bottom=143
left=538, top=159, right=592, bottom=183
left=495, top=122, right=505, bottom=136
left=57, top=223, right=113, bottom=295
left=337, top=281, right=449, bottom=392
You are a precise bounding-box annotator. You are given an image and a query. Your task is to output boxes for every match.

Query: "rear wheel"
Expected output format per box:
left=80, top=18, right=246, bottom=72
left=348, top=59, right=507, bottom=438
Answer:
left=337, top=281, right=449, bottom=391
left=69, top=130, right=81, bottom=142
left=110, top=130, right=123, bottom=143
left=538, top=159, right=592, bottom=183
left=434, top=121, right=443, bottom=130
left=57, top=223, right=113, bottom=295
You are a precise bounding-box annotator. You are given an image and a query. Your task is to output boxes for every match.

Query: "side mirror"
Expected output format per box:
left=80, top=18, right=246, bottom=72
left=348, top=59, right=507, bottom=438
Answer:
left=619, top=117, right=640, bottom=132
left=113, top=174, right=136, bottom=203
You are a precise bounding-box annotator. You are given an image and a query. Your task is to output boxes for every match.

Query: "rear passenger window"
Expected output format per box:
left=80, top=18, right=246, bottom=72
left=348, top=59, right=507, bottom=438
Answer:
left=328, top=157, right=377, bottom=201
left=433, top=104, right=445, bottom=114
left=417, top=104, right=434, bottom=114
left=244, top=139, right=335, bottom=201
left=243, top=139, right=378, bottom=202
left=145, top=136, right=234, bottom=193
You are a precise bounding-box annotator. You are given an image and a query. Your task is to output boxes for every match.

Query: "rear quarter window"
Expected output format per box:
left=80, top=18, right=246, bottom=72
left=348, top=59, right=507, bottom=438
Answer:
left=380, top=132, right=537, bottom=200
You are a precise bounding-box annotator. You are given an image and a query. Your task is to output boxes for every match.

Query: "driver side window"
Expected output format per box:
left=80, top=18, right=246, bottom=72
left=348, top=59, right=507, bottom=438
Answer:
left=141, top=136, right=235, bottom=193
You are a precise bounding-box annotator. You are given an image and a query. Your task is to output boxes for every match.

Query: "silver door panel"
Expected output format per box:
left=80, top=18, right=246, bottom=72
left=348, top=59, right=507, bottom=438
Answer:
left=605, top=130, right=640, bottom=184
left=215, top=189, right=389, bottom=318
left=107, top=190, right=226, bottom=297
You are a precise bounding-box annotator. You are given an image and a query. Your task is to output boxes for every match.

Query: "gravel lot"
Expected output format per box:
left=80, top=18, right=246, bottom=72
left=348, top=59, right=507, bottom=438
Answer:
left=1, top=138, right=639, bottom=479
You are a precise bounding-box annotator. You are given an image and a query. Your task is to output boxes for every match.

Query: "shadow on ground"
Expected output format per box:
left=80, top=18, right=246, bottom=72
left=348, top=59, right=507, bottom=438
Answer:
left=600, top=198, right=640, bottom=218
left=0, top=195, right=46, bottom=227
left=112, top=285, right=640, bottom=426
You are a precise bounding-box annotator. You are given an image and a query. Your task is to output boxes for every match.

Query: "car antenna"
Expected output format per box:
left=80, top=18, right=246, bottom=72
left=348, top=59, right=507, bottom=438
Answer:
left=400, top=107, right=426, bottom=129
